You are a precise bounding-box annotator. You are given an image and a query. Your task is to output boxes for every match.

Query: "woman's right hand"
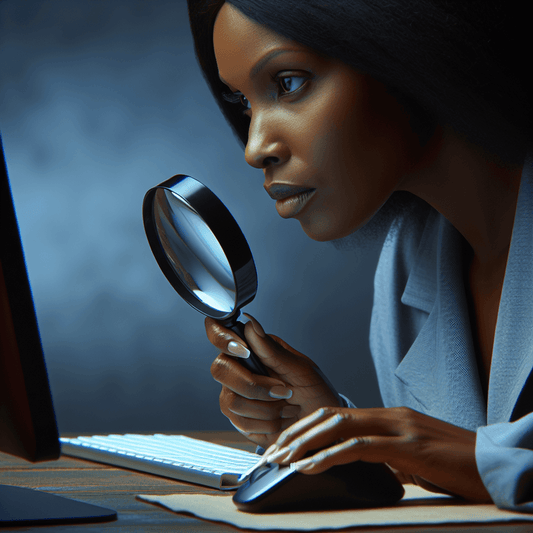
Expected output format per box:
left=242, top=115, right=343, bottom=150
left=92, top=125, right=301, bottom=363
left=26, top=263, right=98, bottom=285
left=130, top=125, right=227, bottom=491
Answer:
left=206, top=313, right=343, bottom=449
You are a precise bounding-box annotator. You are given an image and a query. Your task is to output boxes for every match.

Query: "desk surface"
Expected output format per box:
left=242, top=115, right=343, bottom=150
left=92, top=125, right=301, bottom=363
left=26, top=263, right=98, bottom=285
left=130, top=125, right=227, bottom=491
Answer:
left=1, top=430, right=532, bottom=533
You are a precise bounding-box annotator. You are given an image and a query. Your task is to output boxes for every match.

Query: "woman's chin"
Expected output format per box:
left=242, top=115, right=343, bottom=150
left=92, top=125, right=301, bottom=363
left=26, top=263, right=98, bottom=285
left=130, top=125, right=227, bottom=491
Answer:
left=298, top=220, right=346, bottom=243
left=297, top=212, right=374, bottom=244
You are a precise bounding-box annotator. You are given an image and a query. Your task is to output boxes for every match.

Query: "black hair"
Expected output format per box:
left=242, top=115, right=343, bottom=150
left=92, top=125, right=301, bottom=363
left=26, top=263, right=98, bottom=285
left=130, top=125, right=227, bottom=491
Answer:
left=187, top=1, right=532, bottom=253
left=188, top=0, right=532, bottom=167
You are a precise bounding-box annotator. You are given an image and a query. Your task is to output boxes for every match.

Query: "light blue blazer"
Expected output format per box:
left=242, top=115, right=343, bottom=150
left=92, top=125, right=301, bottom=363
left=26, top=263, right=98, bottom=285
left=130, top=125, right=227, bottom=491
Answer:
left=360, top=151, right=533, bottom=511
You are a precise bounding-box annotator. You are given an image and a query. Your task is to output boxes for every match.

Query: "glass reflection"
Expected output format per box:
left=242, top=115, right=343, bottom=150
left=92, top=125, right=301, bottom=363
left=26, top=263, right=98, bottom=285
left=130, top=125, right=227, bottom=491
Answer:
left=153, top=188, right=236, bottom=313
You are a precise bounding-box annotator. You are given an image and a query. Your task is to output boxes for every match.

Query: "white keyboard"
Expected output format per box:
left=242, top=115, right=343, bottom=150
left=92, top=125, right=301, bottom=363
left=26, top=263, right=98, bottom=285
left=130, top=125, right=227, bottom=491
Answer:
left=60, top=434, right=261, bottom=490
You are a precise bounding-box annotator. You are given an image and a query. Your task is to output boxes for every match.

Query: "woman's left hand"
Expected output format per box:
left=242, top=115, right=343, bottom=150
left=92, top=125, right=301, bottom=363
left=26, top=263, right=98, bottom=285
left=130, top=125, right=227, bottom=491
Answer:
left=262, top=406, right=492, bottom=503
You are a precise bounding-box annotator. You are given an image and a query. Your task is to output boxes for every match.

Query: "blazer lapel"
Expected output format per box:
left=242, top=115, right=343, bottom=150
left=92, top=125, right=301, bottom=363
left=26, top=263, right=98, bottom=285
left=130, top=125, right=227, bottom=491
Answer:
left=395, top=215, right=486, bottom=431
left=488, top=152, right=533, bottom=424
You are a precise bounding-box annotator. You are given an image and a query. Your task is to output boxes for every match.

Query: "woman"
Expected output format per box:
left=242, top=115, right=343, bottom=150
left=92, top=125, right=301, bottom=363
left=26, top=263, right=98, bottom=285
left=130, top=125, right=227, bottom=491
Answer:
left=187, top=0, right=533, bottom=510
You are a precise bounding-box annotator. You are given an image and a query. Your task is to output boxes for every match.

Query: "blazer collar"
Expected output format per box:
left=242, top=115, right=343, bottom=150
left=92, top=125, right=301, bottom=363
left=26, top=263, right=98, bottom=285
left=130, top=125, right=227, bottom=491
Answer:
left=489, top=150, right=533, bottom=423
left=396, top=151, right=533, bottom=427
left=400, top=208, right=439, bottom=314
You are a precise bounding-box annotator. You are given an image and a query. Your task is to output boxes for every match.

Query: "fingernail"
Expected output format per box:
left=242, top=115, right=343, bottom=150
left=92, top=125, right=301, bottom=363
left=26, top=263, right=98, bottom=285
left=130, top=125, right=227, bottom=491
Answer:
left=243, top=313, right=266, bottom=338
left=227, top=341, right=250, bottom=358
left=293, top=457, right=314, bottom=472
left=269, top=386, right=293, bottom=399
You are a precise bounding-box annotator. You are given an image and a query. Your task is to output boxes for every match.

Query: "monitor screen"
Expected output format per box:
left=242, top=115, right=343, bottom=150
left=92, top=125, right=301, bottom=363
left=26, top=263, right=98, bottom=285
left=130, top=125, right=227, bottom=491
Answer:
left=0, top=134, right=116, bottom=525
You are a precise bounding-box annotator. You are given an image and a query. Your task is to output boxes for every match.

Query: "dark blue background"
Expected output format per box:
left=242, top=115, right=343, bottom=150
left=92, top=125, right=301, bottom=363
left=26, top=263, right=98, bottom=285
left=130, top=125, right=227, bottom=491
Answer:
left=0, top=0, right=382, bottom=434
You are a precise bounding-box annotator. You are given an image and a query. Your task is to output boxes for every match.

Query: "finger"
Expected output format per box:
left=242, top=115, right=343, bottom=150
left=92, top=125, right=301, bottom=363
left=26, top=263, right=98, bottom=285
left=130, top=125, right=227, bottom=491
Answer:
left=211, top=354, right=292, bottom=401
left=245, top=432, right=280, bottom=450
left=242, top=314, right=315, bottom=383
left=229, top=419, right=250, bottom=437
left=273, top=411, right=349, bottom=465
left=270, top=407, right=335, bottom=451
left=226, top=420, right=273, bottom=449
left=224, top=409, right=297, bottom=435
left=410, top=476, right=458, bottom=497
left=205, top=317, right=251, bottom=359
left=261, top=408, right=333, bottom=462
left=388, top=466, right=416, bottom=485
left=226, top=422, right=286, bottom=451
left=220, top=388, right=298, bottom=435
left=227, top=418, right=295, bottom=438
left=278, top=407, right=404, bottom=449
left=281, top=405, right=302, bottom=419
left=291, top=438, right=362, bottom=474
left=223, top=389, right=300, bottom=421
left=277, top=408, right=409, bottom=465
left=290, top=435, right=396, bottom=474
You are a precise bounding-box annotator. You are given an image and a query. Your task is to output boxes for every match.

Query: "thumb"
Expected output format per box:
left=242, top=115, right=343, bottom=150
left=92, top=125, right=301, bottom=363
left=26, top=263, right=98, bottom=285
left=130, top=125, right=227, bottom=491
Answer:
left=242, top=313, right=309, bottom=379
left=242, top=313, right=343, bottom=410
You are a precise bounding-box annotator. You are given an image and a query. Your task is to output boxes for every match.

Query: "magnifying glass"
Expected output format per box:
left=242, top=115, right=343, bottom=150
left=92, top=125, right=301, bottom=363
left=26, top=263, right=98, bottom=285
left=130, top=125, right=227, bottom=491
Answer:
left=142, top=174, right=269, bottom=377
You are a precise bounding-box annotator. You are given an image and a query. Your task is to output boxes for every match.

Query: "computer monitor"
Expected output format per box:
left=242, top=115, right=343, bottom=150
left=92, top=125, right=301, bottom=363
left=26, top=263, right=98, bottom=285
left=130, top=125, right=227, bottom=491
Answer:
left=0, top=134, right=117, bottom=525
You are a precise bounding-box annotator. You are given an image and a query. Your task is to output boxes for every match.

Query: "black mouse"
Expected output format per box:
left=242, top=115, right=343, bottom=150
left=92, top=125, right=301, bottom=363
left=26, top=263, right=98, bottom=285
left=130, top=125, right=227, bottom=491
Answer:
left=233, top=459, right=405, bottom=513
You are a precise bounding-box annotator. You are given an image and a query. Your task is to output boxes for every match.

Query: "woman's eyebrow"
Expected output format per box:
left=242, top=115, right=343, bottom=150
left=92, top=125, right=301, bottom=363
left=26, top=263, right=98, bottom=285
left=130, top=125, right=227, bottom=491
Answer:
left=249, top=48, right=296, bottom=78
left=218, top=48, right=300, bottom=87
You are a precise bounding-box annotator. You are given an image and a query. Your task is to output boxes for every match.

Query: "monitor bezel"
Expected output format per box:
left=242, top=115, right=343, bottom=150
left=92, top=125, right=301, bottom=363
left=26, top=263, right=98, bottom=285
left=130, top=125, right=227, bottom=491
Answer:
left=0, top=134, right=60, bottom=463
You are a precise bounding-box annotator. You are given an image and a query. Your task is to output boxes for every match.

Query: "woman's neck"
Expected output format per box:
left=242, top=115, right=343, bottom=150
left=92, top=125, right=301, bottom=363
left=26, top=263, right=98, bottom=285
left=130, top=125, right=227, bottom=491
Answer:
left=401, top=125, right=525, bottom=272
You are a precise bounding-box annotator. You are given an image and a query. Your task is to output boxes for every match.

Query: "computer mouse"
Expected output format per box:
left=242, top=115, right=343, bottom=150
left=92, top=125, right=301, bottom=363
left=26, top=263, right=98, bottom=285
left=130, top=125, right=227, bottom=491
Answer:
left=233, top=459, right=405, bottom=513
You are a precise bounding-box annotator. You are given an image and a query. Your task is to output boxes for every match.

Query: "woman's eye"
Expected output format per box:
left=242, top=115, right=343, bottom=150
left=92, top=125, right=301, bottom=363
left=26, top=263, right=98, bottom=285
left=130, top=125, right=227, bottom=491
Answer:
left=221, top=75, right=307, bottom=114
left=278, top=76, right=307, bottom=95
left=221, top=91, right=251, bottom=114
left=238, top=93, right=250, bottom=110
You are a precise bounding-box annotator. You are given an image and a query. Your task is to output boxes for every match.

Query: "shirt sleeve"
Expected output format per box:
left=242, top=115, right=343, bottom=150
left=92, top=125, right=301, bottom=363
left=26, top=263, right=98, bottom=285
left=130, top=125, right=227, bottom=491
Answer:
left=476, top=412, right=533, bottom=512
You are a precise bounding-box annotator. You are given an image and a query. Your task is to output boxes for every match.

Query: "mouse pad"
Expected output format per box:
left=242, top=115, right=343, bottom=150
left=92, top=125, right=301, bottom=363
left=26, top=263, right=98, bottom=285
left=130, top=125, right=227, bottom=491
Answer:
left=136, top=486, right=533, bottom=530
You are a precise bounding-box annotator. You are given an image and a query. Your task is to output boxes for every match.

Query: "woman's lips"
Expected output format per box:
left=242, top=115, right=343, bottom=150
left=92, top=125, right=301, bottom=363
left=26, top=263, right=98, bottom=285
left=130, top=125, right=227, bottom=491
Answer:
left=265, top=183, right=317, bottom=218
left=275, top=189, right=316, bottom=218
left=266, top=184, right=315, bottom=200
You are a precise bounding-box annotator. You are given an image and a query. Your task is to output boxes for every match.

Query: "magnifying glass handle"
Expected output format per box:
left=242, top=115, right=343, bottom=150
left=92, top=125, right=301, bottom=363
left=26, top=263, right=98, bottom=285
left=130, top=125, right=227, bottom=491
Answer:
left=226, top=321, right=270, bottom=377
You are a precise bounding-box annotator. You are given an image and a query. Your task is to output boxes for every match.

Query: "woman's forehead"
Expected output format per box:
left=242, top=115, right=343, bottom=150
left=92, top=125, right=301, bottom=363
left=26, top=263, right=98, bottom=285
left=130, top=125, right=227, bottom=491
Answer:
left=213, top=3, right=305, bottom=86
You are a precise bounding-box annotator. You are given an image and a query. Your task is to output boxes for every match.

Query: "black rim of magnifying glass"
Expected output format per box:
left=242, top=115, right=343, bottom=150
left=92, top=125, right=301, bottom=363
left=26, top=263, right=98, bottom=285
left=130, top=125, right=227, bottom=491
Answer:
left=142, top=174, right=258, bottom=322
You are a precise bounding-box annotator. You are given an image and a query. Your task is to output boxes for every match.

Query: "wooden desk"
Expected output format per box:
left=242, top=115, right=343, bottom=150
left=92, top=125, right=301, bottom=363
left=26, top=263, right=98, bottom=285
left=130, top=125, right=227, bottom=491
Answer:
left=1, top=430, right=531, bottom=532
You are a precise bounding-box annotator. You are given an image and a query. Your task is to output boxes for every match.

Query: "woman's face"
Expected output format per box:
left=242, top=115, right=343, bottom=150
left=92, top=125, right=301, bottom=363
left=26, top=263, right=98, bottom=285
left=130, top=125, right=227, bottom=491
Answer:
left=213, top=3, right=431, bottom=241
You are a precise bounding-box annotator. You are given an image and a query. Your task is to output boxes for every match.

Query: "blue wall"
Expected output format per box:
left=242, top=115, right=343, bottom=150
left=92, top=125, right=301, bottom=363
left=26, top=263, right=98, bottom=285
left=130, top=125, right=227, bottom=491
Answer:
left=0, top=0, right=382, bottom=434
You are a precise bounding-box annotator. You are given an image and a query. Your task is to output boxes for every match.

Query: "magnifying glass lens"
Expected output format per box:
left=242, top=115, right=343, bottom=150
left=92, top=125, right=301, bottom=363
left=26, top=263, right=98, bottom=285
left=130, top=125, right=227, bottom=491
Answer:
left=153, top=188, right=236, bottom=314
left=144, top=174, right=268, bottom=376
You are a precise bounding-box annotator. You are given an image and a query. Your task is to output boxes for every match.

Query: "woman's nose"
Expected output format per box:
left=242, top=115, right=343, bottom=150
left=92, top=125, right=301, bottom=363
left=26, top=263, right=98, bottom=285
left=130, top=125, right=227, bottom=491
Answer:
left=244, top=113, right=290, bottom=169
